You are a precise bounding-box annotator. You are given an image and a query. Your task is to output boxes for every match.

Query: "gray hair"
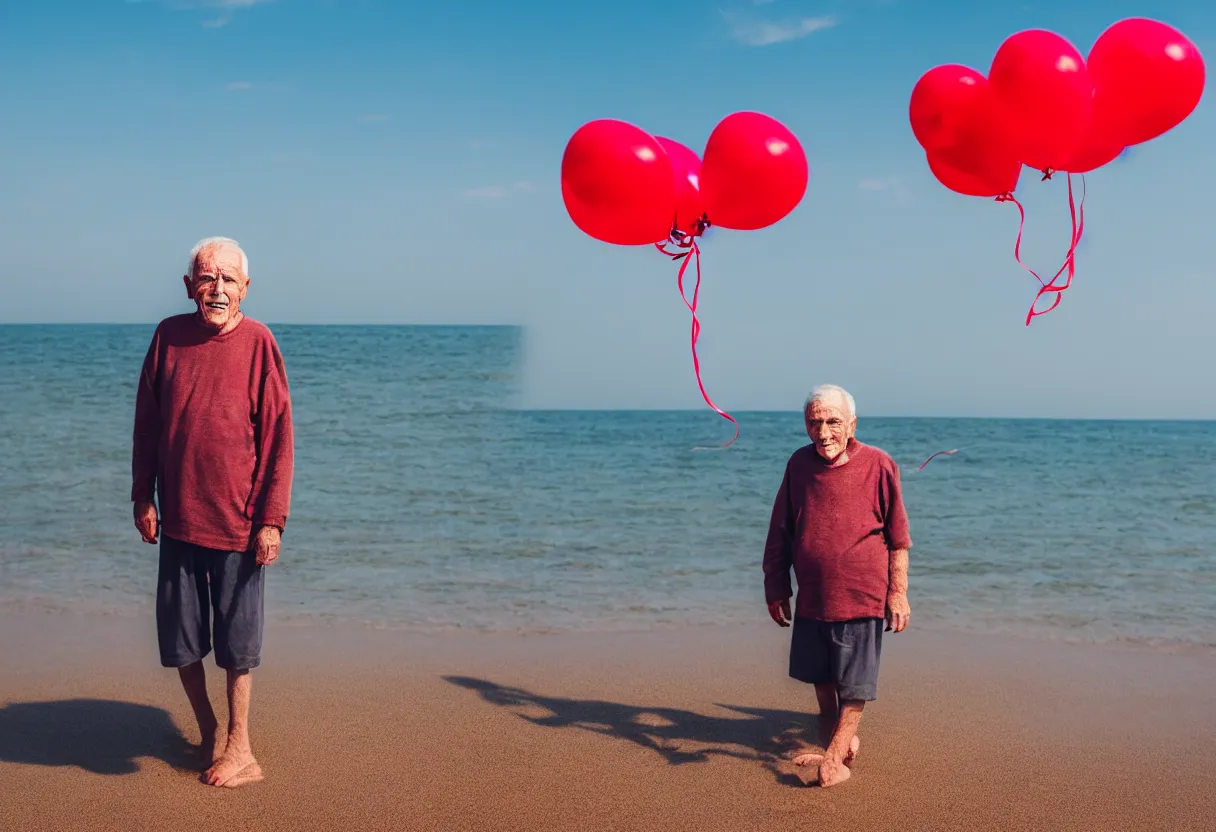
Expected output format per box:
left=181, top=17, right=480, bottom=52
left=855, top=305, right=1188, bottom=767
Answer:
left=804, top=384, right=856, bottom=418
left=187, top=236, right=249, bottom=277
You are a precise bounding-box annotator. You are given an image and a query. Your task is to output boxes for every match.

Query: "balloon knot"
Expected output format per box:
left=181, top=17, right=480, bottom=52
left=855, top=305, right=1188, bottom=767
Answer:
left=993, top=192, right=1014, bottom=203
left=684, top=213, right=711, bottom=240
left=1040, top=168, right=1055, bottom=181
left=658, top=214, right=712, bottom=254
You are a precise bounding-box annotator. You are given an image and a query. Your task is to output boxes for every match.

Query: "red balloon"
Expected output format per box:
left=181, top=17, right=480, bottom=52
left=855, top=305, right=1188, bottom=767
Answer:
left=655, top=137, right=707, bottom=236
left=699, top=112, right=808, bottom=231
left=1061, top=106, right=1125, bottom=173
left=926, top=150, right=1021, bottom=198
left=1088, top=18, right=1206, bottom=147
left=561, top=119, right=676, bottom=246
left=988, top=29, right=1093, bottom=172
left=909, top=64, right=1014, bottom=176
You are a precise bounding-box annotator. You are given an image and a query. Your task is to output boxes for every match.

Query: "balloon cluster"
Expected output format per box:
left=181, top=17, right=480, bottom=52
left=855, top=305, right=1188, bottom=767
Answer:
left=910, top=18, right=1205, bottom=324
left=561, top=112, right=809, bottom=445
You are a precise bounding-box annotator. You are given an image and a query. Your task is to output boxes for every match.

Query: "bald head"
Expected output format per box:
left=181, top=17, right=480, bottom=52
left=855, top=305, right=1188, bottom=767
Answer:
left=183, top=236, right=250, bottom=334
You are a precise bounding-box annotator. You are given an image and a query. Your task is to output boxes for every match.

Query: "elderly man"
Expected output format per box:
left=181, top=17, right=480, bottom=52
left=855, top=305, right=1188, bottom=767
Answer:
left=131, top=236, right=294, bottom=789
left=762, top=384, right=911, bottom=788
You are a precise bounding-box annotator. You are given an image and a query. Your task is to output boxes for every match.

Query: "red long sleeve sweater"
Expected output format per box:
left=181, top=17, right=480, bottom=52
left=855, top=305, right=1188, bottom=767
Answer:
left=132, top=313, right=294, bottom=552
left=762, top=440, right=912, bottom=621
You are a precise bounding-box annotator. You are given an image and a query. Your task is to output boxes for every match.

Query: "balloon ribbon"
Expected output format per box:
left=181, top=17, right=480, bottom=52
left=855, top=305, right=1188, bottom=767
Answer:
left=655, top=221, right=739, bottom=448
left=919, top=449, right=959, bottom=470
left=994, top=173, right=1087, bottom=326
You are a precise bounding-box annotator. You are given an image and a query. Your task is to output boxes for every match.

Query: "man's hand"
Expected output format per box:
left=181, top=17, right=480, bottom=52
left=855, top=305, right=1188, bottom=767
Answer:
left=768, top=599, right=792, bottom=627
left=254, top=525, right=282, bottom=566
left=134, top=501, right=158, bottom=544
left=885, top=592, right=911, bottom=633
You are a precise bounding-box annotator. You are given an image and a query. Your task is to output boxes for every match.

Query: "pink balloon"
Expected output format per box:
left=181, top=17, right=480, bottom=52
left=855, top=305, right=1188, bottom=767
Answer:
left=655, top=137, right=707, bottom=236
left=700, top=112, right=809, bottom=231
left=988, top=29, right=1093, bottom=173
left=909, top=64, right=1016, bottom=178
left=560, top=119, right=676, bottom=246
left=927, top=150, right=1022, bottom=198
left=1088, top=17, right=1206, bottom=146
left=1061, top=108, right=1125, bottom=174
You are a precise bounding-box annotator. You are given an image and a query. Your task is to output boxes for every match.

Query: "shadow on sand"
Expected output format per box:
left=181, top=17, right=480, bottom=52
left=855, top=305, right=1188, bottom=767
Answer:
left=444, top=676, right=827, bottom=787
left=0, top=698, right=196, bottom=775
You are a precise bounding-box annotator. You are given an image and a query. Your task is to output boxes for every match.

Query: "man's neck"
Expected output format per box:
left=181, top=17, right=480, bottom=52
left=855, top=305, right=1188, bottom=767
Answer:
left=196, top=310, right=244, bottom=336
left=220, top=312, right=244, bottom=334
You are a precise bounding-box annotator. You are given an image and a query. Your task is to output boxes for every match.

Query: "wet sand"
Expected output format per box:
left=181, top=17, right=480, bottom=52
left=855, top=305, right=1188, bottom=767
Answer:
left=1, top=610, right=1214, bottom=831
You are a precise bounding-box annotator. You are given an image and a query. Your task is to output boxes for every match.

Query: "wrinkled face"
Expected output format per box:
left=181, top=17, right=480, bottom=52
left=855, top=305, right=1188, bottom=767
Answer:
left=804, top=396, right=856, bottom=463
left=183, top=243, right=249, bottom=331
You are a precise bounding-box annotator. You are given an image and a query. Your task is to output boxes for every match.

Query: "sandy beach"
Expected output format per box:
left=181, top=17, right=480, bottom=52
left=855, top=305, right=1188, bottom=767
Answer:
left=1, top=610, right=1214, bottom=832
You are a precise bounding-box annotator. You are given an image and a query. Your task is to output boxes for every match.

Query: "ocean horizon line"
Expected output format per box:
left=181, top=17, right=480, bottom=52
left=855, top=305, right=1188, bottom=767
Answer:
left=4, top=324, right=1212, bottom=422
left=512, top=409, right=1216, bottom=422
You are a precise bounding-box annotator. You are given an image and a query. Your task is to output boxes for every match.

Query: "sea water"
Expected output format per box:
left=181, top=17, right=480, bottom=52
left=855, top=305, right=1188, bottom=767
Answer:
left=1, top=324, right=1213, bottom=649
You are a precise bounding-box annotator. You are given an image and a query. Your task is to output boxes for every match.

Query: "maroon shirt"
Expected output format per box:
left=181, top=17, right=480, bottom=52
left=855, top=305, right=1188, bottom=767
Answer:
left=762, top=439, right=912, bottom=622
left=132, top=313, right=294, bottom=552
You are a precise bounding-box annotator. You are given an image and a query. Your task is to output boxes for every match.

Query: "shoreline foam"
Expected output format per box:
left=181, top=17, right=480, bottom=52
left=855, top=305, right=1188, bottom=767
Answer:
left=4, top=595, right=1215, bottom=657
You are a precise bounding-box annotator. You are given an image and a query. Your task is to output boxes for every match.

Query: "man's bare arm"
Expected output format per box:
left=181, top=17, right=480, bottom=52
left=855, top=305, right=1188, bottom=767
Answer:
left=888, top=548, right=909, bottom=595
left=886, top=548, right=910, bottom=632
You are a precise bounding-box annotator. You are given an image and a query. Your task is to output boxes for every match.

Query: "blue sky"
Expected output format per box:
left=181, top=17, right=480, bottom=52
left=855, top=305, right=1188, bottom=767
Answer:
left=1, top=0, right=1214, bottom=418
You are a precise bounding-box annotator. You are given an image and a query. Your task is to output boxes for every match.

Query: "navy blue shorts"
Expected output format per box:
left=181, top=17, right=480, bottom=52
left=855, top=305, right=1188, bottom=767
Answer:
left=156, top=536, right=265, bottom=671
left=788, top=617, right=883, bottom=701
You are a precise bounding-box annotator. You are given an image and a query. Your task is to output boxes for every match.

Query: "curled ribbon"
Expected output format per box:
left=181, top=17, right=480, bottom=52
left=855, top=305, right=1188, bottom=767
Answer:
left=995, top=173, right=1087, bottom=326
left=655, top=218, right=739, bottom=449
left=919, top=449, right=959, bottom=470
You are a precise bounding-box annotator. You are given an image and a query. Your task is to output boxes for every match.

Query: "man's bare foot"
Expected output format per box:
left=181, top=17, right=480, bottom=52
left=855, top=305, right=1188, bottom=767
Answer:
left=843, top=734, right=860, bottom=767
left=817, top=755, right=853, bottom=788
left=216, top=762, right=263, bottom=788
left=204, top=748, right=261, bottom=788
left=794, top=735, right=858, bottom=768
left=791, top=749, right=825, bottom=767
left=196, top=729, right=220, bottom=768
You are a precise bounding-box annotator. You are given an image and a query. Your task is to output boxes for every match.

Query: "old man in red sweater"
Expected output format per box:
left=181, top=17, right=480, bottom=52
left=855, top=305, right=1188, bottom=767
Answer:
left=763, top=384, right=911, bottom=788
left=131, top=236, right=294, bottom=789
